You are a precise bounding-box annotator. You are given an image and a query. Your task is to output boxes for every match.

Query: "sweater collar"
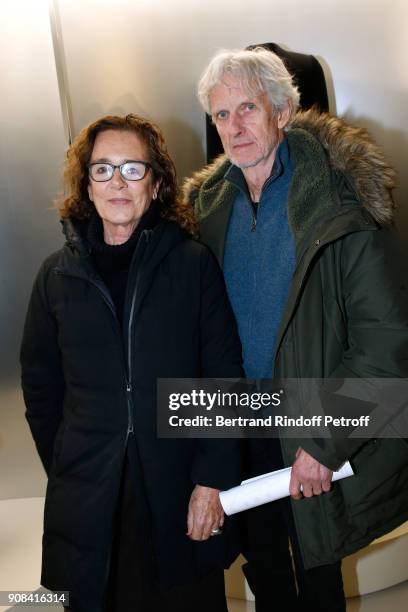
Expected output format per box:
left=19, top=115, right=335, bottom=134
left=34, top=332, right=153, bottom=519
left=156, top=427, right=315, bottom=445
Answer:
left=62, top=201, right=159, bottom=255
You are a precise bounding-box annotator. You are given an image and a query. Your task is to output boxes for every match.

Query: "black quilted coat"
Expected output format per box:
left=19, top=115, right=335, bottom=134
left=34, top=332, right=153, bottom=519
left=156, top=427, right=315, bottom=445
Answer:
left=21, top=219, right=243, bottom=611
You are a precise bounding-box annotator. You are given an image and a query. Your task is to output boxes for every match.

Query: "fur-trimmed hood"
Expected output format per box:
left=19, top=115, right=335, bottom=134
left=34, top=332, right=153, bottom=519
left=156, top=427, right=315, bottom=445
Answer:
left=183, top=109, right=396, bottom=226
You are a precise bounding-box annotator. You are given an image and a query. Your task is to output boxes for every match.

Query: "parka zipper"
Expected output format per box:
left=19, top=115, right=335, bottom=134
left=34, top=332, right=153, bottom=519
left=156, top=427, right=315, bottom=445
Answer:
left=272, top=219, right=379, bottom=375
left=271, top=237, right=329, bottom=375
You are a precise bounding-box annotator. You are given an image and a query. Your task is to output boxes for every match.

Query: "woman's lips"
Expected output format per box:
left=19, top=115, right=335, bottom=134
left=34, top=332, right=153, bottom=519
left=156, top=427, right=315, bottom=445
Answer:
left=108, top=198, right=132, bottom=204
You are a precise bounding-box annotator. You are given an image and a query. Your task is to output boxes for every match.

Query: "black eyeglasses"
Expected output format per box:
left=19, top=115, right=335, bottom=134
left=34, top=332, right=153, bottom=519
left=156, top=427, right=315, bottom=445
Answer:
left=87, top=161, right=151, bottom=182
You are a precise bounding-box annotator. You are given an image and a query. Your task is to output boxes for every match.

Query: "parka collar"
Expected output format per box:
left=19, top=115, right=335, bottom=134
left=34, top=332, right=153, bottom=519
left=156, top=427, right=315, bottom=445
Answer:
left=183, top=109, right=396, bottom=233
left=290, top=109, right=395, bottom=226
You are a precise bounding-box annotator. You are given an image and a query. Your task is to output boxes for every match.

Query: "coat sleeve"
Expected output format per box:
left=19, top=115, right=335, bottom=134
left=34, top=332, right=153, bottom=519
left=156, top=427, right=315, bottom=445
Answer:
left=20, top=260, right=65, bottom=474
left=301, top=227, right=408, bottom=470
left=190, top=246, right=244, bottom=490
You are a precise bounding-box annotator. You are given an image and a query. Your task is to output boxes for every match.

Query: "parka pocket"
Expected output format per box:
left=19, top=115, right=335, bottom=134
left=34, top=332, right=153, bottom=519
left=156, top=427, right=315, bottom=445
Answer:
left=343, top=437, right=408, bottom=515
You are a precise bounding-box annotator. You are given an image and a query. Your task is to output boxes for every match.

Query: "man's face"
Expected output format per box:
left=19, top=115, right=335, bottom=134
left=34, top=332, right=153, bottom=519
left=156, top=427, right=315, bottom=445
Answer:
left=209, top=74, right=290, bottom=169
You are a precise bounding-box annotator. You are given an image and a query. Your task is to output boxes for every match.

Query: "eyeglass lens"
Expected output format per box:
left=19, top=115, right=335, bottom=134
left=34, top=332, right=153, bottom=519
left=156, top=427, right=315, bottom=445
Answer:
left=89, top=162, right=148, bottom=181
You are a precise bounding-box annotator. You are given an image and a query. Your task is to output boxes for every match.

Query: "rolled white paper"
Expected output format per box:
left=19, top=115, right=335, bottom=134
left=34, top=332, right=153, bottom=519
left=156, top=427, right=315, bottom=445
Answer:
left=220, top=461, right=354, bottom=515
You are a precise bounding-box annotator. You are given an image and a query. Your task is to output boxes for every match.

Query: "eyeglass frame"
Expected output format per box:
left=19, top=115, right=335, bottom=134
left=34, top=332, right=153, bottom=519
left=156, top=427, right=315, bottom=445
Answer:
left=87, top=160, right=152, bottom=182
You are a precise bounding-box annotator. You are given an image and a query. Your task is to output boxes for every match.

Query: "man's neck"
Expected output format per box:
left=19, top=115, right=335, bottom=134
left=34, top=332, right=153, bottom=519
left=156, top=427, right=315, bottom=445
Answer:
left=242, top=163, right=274, bottom=202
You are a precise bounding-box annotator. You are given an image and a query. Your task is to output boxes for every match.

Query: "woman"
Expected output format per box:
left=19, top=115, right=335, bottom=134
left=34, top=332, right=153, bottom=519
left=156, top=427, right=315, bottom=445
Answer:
left=20, top=114, right=243, bottom=612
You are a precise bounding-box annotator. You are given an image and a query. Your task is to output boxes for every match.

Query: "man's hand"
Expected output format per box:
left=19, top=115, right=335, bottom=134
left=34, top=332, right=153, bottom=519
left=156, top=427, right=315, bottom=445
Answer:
left=187, top=484, right=224, bottom=541
left=290, top=447, right=333, bottom=500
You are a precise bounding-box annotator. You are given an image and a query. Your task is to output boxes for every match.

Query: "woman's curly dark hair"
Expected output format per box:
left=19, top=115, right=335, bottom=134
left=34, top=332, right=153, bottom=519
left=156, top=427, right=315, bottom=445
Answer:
left=57, top=114, right=198, bottom=237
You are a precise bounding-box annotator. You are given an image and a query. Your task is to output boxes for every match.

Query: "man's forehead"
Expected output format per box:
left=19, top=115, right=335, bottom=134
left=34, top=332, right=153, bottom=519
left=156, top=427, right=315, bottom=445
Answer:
left=218, top=73, right=261, bottom=96
left=210, top=74, right=265, bottom=107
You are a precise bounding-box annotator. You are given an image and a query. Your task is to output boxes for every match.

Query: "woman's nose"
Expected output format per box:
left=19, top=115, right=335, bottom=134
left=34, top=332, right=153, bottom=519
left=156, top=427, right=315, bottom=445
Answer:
left=111, top=167, right=127, bottom=187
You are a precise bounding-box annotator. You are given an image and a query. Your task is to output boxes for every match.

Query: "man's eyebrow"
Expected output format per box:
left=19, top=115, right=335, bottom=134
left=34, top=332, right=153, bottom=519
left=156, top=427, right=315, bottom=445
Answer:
left=211, top=108, right=227, bottom=117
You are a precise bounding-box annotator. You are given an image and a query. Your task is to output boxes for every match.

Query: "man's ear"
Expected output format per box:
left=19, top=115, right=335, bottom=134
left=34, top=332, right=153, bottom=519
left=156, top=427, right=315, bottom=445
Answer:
left=277, top=99, right=292, bottom=129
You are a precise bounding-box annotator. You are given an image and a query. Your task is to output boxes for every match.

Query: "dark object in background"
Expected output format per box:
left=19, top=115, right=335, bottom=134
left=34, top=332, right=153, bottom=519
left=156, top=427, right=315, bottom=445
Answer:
left=205, top=42, right=329, bottom=163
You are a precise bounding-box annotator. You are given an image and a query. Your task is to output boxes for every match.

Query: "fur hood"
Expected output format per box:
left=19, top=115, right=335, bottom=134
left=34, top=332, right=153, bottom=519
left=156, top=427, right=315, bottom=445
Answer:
left=183, top=109, right=396, bottom=226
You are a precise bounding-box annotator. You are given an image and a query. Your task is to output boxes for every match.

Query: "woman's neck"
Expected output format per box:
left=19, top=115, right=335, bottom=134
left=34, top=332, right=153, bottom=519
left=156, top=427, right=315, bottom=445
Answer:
left=102, top=220, right=138, bottom=245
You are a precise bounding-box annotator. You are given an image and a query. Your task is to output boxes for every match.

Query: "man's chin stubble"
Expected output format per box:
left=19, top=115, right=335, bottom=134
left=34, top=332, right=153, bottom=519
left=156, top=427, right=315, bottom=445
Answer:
left=230, top=154, right=265, bottom=169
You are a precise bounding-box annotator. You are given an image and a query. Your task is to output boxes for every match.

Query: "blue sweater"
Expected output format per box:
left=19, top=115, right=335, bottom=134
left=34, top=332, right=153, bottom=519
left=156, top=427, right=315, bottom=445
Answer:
left=223, top=139, right=295, bottom=378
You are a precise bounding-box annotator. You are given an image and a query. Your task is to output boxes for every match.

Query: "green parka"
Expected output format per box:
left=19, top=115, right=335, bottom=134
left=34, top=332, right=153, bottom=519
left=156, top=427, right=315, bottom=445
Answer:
left=183, top=109, right=408, bottom=568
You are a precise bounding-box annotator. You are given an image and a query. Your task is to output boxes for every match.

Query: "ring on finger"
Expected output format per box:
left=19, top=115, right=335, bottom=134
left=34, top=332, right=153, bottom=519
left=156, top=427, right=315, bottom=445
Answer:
left=211, top=527, right=223, bottom=536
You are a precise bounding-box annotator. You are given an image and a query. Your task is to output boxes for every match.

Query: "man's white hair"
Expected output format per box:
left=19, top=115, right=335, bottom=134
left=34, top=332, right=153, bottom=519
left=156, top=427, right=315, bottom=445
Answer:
left=198, top=47, right=300, bottom=125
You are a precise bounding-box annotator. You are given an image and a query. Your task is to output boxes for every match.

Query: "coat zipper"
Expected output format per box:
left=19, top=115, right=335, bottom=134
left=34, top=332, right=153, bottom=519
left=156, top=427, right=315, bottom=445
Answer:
left=125, top=270, right=143, bottom=437
left=124, top=229, right=151, bottom=436
left=58, top=231, right=150, bottom=439
left=54, top=256, right=144, bottom=439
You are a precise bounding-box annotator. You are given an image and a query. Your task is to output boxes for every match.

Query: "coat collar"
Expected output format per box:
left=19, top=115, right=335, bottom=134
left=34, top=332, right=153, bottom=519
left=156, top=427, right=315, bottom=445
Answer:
left=56, top=217, right=188, bottom=293
left=183, top=109, right=393, bottom=265
left=183, top=109, right=396, bottom=227
left=55, top=219, right=189, bottom=338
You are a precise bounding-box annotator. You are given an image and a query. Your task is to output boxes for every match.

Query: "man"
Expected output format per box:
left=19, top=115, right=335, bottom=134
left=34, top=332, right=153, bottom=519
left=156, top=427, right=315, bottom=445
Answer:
left=184, top=47, right=408, bottom=611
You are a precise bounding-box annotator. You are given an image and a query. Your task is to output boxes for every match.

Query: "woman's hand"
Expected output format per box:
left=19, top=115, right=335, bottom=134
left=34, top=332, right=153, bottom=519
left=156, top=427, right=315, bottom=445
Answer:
left=187, top=484, right=224, bottom=541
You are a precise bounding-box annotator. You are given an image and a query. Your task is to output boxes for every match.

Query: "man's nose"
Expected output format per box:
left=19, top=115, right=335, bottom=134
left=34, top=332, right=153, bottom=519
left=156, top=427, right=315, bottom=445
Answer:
left=229, top=112, right=244, bottom=136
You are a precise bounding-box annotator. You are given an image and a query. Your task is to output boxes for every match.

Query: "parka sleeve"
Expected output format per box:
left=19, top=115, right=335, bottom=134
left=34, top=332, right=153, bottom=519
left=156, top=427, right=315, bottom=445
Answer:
left=301, top=227, right=408, bottom=470
left=190, top=247, right=244, bottom=491
left=20, top=260, right=65, bottom=474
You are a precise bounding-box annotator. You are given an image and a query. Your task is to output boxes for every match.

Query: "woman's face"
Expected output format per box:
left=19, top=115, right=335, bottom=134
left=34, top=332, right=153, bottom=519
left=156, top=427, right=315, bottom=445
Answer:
left=87, top=129, right=159, bottom=243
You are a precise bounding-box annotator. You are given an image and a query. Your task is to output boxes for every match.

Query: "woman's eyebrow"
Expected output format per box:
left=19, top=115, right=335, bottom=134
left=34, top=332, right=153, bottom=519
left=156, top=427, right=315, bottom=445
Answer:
left=90, top=158, right=139, bottom=163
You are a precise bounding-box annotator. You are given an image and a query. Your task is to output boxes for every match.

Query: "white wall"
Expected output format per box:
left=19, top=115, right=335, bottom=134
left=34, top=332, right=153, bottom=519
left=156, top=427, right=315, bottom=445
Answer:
left=0, top=0, right=67, bottom=385
left=58, top=0, right=408, bottom=226
left=0, top=0, right=67, bottom=498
